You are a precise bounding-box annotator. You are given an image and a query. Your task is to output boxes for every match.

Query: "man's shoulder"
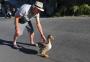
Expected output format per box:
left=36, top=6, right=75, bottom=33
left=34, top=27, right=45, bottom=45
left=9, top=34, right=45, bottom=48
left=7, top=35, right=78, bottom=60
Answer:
left=20, top=4, right=31, bottom=11
left=15, top=4, right=31, bottom=16
left=22, top=4, right=31, bottom=6
left=21, top=4, right=31, bottom=7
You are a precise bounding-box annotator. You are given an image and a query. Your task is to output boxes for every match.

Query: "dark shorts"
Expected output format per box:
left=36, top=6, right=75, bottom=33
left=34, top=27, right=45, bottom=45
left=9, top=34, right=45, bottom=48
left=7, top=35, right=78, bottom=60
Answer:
left=15, top=21, right=34, bottom=35
left=26, top=21, right=34, bottom=32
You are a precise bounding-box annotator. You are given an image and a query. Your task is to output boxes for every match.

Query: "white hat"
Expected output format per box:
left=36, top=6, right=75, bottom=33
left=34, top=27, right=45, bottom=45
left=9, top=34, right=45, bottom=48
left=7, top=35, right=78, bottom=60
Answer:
left=35, top=1, right=44, bottom=11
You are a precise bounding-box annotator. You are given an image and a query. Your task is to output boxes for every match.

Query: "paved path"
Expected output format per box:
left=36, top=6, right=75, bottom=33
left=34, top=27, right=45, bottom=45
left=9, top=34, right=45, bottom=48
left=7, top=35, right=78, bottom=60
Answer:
left=0, top=17, right=90, bottom=62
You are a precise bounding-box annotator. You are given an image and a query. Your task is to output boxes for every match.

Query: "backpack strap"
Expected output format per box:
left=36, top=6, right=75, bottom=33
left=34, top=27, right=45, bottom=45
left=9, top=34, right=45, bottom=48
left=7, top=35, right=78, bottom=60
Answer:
left=27, top=5, right=33, bottom=18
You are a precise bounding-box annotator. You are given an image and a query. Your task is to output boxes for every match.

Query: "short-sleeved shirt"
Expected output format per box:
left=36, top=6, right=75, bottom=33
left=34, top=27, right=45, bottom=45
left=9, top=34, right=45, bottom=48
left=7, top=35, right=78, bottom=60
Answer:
left=15, top=4, right=40, bottom=21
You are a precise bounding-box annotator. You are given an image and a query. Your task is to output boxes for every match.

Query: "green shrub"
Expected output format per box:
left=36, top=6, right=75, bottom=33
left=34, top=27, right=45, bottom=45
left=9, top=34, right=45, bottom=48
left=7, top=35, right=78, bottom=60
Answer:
left=78, top=4, right=90, bottom=15
left=54, top=4, right=90, bottom=16
left=69, top=5, right=79, bottom=16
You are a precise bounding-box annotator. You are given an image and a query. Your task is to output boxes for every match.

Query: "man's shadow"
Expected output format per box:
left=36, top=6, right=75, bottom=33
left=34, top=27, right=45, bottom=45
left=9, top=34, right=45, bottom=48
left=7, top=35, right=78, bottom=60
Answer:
left=0, top=39, right=38, bottom=55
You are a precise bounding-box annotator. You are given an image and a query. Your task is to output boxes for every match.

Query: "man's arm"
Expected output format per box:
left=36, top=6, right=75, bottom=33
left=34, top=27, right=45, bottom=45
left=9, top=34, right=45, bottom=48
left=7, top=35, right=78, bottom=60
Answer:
left=35, top=13, right=46, bottom=42
left=15, top=16, right=21, bottom=36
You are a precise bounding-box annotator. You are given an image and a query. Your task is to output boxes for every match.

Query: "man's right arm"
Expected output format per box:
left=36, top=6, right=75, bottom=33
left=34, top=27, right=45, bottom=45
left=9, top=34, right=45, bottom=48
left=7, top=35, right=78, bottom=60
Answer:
left=15, top=16, right=21, bottom=36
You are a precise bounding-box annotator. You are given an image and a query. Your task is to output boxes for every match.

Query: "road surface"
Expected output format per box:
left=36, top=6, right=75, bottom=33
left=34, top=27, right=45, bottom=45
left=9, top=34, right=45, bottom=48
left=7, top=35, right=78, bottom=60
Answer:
left=0, top=17, right=90, bottom=62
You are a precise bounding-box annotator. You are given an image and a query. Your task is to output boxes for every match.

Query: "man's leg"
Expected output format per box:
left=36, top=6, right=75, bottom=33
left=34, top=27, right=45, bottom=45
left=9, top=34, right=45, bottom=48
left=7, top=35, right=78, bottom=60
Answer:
left=13, top=33, right=18, bottom=46
left=13, top=22, right=28, bottom=48
left=28, top=32, right=35, bottom=44
left=13, top=32, right=20, bottom=48
left=26, top=21, right=35, bottom=45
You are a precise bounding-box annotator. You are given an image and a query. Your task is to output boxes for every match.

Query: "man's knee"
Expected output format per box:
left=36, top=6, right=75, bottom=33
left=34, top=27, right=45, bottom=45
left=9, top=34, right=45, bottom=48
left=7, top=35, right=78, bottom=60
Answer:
left=16, top=32, right=23, bottom=37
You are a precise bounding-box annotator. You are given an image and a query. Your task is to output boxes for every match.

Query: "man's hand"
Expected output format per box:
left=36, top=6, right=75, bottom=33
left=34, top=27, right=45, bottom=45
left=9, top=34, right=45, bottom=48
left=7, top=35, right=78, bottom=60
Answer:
left=41, top=33, right=47, bottom=42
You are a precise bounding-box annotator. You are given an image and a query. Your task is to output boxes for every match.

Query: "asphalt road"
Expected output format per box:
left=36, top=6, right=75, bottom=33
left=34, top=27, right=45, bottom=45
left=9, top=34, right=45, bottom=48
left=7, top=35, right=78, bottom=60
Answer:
left=0, top=17, right=90, bottom=62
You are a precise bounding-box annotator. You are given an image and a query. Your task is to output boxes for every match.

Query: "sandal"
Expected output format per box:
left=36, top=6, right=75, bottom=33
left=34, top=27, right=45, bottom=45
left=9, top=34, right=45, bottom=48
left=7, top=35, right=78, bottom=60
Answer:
left=13, top=45, right=22, bottom=49
left=30, top=43, right=38, bottom=47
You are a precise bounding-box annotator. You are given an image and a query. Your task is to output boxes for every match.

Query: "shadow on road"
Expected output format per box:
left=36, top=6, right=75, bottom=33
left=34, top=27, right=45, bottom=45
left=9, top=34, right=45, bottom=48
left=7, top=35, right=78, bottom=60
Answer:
left=0, top=39, right=13, bottom=47
left=19, top=47, right=38, bottom=55
left=0, top=39, right=38, bottom=55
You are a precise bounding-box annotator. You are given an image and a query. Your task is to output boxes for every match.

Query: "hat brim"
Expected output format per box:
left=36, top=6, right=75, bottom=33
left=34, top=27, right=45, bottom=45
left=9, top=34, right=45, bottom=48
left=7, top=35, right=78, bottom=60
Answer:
left=36, top=7, right=44, bottom=11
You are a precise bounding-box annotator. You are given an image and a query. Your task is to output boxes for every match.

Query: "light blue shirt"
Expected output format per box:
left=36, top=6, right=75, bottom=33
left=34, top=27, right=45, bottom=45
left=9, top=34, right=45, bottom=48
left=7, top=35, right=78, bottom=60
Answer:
left=15, top=4, right=40, bottom=21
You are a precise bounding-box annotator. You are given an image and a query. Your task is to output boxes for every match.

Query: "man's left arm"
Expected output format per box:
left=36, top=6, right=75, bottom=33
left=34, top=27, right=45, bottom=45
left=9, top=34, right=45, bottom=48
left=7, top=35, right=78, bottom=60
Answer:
left=35, top=13, right=47, bottom=42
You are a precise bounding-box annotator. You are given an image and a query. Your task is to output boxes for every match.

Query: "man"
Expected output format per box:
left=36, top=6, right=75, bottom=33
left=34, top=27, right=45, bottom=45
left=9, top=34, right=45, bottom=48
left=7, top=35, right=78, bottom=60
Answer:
left=13, top=1, right=47, bottom=48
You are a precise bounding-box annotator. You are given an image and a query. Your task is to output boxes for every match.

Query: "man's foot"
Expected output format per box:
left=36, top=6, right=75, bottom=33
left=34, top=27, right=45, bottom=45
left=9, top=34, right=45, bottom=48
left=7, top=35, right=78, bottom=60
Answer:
left=13, top=45, right=22, bottom=49
left=30, top=43, right=38, bottom=47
